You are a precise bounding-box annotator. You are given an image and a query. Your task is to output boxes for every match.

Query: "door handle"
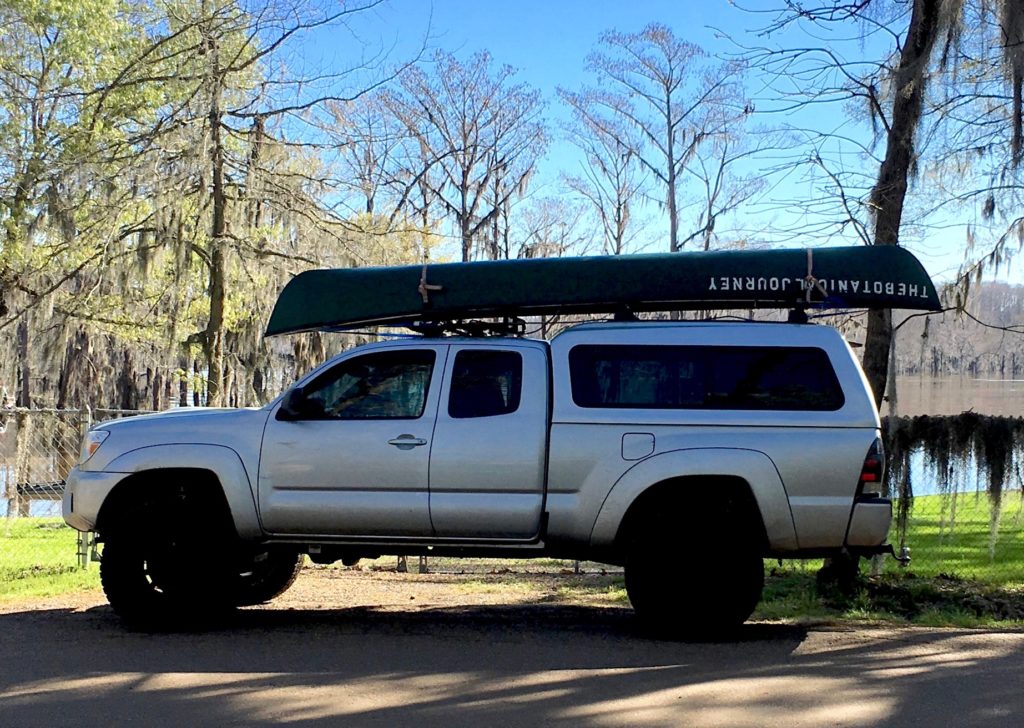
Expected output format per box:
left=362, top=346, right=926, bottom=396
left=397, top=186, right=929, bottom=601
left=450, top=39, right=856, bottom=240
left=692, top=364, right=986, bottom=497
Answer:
left=388, top=435, right=428, bottom=449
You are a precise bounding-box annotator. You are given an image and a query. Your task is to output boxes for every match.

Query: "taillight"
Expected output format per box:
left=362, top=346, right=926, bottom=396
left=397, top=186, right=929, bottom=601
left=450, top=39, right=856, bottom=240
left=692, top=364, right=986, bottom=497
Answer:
left=858, top=438, right=884, bottom=496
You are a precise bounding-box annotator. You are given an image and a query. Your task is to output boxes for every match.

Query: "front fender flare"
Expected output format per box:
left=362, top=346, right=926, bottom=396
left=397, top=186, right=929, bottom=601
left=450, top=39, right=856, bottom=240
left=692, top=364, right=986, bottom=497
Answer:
left=588, top=448, right=798, bottom=552
left=103, top=444, right=262, bottom=539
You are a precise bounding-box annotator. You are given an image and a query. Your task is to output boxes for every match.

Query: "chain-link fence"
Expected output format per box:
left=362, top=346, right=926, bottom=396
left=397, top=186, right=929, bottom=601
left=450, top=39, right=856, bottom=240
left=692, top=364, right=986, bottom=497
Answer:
left=2, top=408, right=82, bottom=519
left=0, top=408, right=151, bottom=593
left=2, top=407, right=1023, bottom=599
left=881, top=483, right=1024, bottom=585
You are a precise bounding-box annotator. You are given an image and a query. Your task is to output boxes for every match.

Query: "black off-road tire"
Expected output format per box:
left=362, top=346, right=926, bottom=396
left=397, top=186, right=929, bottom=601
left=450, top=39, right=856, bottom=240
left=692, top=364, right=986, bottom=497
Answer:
left=96, top=474, right=243, bottom=628
left=233, top=550, right=305, bottom=607
left=99, top=540, right=162, bottom=623
left=99, top=539, right=236, bottom=629
left=624, top=528, right=764, bottom=640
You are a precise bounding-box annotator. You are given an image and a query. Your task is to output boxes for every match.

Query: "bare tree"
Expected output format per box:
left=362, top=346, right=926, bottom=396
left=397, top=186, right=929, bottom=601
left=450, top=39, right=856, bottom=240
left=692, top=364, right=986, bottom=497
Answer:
left=581, top=23, right=748, bottom=252
left=328, top=91, right=410, bottom=217
left=514, top=198, right=592, bottom=259
left=859, top=0, right=953, bottom=407
left=388, top=51, right=547, bottom=261
left=679, top=119, right=766, bottom=251
left=559, top=90, right=648, bottom=255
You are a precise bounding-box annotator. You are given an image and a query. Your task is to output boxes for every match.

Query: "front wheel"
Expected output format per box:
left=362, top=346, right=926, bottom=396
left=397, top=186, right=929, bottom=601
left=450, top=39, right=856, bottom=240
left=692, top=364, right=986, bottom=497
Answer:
left=100, top=539, right=235, bottom=628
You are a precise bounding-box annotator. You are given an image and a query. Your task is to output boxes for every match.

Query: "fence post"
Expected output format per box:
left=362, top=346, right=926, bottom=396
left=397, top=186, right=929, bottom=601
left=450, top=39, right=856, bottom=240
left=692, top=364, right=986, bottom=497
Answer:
left=78, top=408, right=92, bottom=569
left=77, top=531, right=91, bottom=569
left=81, top=406, right=92, bottom=439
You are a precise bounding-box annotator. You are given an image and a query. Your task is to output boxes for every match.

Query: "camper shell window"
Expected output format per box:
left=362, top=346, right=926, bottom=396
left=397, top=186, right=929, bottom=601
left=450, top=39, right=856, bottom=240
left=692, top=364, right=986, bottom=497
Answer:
left=569, top=344, right=845, bottom=411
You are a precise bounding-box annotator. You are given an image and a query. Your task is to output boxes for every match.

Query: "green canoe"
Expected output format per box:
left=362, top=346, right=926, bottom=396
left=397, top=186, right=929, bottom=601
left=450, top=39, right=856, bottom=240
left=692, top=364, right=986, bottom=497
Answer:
left=265, top=246, right=942, bottom=336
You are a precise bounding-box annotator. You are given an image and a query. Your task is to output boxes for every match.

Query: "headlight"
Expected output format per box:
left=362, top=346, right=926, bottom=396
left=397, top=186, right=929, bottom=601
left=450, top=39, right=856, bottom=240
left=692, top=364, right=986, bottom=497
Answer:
left=80, top=430, right=110, bottom=464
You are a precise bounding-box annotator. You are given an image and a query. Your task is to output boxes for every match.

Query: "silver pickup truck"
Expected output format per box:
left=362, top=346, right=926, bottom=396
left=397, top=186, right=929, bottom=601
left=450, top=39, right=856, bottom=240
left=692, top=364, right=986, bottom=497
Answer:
left=64, top=320, right=890, bottom=634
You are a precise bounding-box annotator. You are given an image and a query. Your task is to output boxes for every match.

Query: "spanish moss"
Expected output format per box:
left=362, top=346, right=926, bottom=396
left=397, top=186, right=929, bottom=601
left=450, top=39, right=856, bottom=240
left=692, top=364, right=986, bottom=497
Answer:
left=883, top=413, right=1024, bottom=556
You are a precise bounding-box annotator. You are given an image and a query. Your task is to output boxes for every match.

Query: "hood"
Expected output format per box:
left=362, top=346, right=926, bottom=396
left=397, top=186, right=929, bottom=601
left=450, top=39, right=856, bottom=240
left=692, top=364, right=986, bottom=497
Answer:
left=84, top=406, right=271, bottom=473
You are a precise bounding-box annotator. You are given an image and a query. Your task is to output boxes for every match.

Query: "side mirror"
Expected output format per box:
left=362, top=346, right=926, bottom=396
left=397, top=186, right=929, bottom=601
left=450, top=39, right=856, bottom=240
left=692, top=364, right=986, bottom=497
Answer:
left=276, top=387, right=307, bottom=421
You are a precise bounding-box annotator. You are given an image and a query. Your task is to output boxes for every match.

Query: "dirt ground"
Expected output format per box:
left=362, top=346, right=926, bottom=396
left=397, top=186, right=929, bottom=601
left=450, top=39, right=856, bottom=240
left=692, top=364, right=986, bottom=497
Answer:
left=1, top=567, right=1023, bottom=727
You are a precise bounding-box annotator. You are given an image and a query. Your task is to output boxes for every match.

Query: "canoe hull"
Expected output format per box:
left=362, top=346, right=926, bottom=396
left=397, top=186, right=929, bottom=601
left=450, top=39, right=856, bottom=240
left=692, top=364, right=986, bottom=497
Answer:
left=265, top=246, right=942, bottom=336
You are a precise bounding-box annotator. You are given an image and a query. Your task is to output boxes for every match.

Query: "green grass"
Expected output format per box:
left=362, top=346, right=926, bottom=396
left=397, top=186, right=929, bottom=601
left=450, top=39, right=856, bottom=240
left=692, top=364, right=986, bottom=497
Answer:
left=0, top=518, right=99, bottom=600
left=754, top=568, right=1024, bottom=628
left=749, top=489, right=1024, bottom=627
left=881, top=490, right=1024, bottom=585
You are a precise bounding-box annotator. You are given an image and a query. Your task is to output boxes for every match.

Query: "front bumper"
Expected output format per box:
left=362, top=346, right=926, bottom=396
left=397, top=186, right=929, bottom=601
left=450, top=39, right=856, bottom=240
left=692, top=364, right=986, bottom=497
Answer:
left=62, top=468, right=126, bottom=532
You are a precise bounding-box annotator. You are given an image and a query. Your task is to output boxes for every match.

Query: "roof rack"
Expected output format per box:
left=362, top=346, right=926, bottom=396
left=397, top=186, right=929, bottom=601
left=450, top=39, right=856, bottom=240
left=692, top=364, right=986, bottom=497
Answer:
left=407, top=317, right=527, bottom=338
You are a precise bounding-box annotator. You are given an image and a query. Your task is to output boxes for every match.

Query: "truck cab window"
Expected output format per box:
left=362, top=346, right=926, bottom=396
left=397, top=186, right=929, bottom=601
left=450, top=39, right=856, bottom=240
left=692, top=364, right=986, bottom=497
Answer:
left=302, top=350, right=436, bottom=419
left=448, top=350, right=523, bottom=419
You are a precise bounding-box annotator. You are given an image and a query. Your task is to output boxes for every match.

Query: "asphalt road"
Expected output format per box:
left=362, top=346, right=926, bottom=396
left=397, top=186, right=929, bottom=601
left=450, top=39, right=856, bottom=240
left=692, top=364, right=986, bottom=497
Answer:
left=0, top=599, right=1022, bottom=728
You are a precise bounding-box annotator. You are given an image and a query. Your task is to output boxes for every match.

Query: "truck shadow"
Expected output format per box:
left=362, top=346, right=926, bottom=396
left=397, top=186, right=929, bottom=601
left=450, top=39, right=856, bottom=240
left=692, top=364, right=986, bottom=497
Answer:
left=78, top=599, right=812, bottom=644
left=1, top=604, right=1021, bottom=727
left=236, top=602, right=811, bottom=644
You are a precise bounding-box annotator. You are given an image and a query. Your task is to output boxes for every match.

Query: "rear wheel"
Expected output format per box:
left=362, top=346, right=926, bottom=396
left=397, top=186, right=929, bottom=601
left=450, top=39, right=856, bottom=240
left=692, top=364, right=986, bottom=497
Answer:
left=621, top=485, right=765, bottom=639
left=625, top=532, right=763, bottom=639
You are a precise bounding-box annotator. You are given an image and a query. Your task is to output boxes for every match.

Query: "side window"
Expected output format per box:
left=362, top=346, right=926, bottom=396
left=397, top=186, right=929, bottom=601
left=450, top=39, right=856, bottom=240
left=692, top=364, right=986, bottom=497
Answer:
left=448, top=350, right=523, bottom=419
left=300, top=350, right=436, bottom=420
left=574, top=347, right=704, bottom=408
left=706, top=348, right=845, bottom=410
left=569, top=345, right=844, bottom=411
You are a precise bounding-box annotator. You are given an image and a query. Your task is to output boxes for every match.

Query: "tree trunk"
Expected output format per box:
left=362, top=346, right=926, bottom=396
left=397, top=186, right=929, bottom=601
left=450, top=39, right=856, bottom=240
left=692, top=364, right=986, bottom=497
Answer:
left=863, top=0, right=943, bottom=408
left=152, top=369, right=163, bottom=411
left=11, top=411, right=31, bottom=517
left=666, top=93, right=679, bottom=253
left=667, top=171, right=679, bottom=253
left=178, top=355, right=189, bottom=406
left=863, top=309, right=892, bottom=407
left=820, top=0, right=943, bottom=584
left=460, top=184, right=473, bottom=261
left=252, top=366, right=265, bottom=404
left=56, top=329, right=80, bottom=410
left=16, top=319, right=29, bottom=407
left=193, top=358, right=202, bottom=407
left=247, top=115, right=265, bottom=228
left=117, top=349, right=140, bottom=410
left=204, top=46, right=228, bottom=407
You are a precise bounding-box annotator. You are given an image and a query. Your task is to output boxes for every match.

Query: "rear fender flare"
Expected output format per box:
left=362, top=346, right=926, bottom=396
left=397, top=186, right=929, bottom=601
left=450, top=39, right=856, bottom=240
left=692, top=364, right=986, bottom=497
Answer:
left=589, top=448, right=798, bottom=551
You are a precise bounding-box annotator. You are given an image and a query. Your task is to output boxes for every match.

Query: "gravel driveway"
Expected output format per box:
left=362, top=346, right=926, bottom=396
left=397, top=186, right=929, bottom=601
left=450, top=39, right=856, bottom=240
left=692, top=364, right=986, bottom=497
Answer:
left=1, top=568, right=1022, bottom=727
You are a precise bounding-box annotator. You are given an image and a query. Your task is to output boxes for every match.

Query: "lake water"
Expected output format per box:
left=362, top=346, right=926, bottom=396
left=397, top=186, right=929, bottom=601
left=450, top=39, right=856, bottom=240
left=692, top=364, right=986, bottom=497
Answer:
left=888, top=375, right=1023, bottom=497
left=892, top=375, right=1024, bottom=417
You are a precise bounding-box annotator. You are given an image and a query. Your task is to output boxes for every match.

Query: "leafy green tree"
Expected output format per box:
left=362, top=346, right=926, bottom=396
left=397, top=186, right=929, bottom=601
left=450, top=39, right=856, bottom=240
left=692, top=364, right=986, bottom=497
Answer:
left=0, top=0, right=170, bottom=404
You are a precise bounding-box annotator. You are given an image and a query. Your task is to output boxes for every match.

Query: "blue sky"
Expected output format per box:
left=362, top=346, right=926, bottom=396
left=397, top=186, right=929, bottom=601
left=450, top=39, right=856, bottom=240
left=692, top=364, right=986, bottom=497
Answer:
left=301, top=1, right=1021, bottom=286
